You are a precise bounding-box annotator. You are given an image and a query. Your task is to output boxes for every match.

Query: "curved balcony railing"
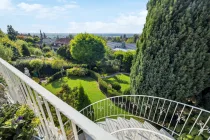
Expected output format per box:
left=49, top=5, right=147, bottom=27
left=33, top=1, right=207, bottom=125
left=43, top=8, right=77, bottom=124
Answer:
left=0, top=58, right=117, bottom=140
left=111, top=128, right=174, bottom=140
left=77, top=95, right=210, bottom=139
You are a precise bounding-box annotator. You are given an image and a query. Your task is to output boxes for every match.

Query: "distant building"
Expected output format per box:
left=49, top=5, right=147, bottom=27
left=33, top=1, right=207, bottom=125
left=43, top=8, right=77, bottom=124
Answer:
left=55, top=38, right=71, bottom=46
left=52, top=38, right=71, bottom=51
left=43, top=38, right=56, bottom=46
left=107, top=41, right=136, bottom=51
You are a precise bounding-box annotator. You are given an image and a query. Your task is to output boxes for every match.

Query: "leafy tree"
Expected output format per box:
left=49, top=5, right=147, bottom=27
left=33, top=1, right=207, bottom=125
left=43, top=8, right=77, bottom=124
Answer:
left=131, top=0, right=210, bottom=109
left=7, top=25, right=18, bottom=41
left=122, top=51, right=135, bottom=72
left=34, top=48, right=42, bottom=56
left=70, top=33, right=106, bottom=67
left=0, top=43, right=13, bottom=61
left=25, top=37, right=34, bottom=43
left=42, top=46, right=51, bottom=53
left=29, top=59, right=43, bottom=77
left=68, top=34, right=74, bottom=40
left=21, top=44, right=30, bottom=56
left=52, top=59, right=66, bottom=77
left=57, top=45, right=71, bottom=60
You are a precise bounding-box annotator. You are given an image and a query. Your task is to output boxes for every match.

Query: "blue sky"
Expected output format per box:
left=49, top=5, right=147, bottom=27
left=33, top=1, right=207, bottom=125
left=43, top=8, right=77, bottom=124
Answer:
left=0, top=0, right=148, bottom=33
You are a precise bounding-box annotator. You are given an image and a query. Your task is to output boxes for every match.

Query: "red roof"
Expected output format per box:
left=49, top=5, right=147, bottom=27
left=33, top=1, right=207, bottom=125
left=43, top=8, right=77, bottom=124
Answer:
left=55, top=38, right=71, bottom=45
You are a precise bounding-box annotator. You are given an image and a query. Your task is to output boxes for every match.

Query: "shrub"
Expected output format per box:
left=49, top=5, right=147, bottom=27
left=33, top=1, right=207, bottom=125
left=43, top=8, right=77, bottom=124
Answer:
left=0, top=104, right=40, bottom=139
left=107, top=89, right=121, bottom=97
left=42, top=46, right=51, bottom=53
left=47, top=71, right=64, bottom=83
left=45, top=51, right=53, bottom=58
left=21, top=44, right=30, bottom=56
left=123, top=87, right=131, bottom=95
left=111, top=82, right=121, bottom=91
left=66, top=67, right=88, bottom=77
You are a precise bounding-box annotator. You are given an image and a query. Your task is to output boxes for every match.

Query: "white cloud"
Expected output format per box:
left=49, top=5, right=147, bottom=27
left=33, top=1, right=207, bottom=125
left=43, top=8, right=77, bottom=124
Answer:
left=17, top=2, right=79, bottom=19
left=68, top=10, right=147, bottom=33
left=0, top=0, right=13, bottom=10
left=17, top=3, right=43, bottom=12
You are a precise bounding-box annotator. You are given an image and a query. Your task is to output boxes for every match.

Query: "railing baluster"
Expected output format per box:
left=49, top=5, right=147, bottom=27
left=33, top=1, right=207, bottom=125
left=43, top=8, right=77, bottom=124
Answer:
left=117, top=97, right=119, bottom=116
left=162, top=101, right=171, bottom=126
left=144, top=97, right=150, bottom=118
left=172, top=105, right=185, bottom=135
left=152, top=99, right=160, bottom=122
left=179, top=107, right=193, bottom=135
left=34, top=91, right=53, bottom=138
left=135, top=96, right=141, bottom=116
left=198, top=116, right=210, bottom=135
left=148, top=98, right=154, bottom=120
left=128, top=96, right=131, bottom=113
left=72, top=122, right=79, bottom=140
left=43, top=98, right=58, bottom=139
left=189, top=110, right=202, bottom=134
left=157, top=100, right=165, bottom=123
left=140, top=96, right=145, bottom=117
left=168, top=103, right=178, bottom=129
left=55, top=109, right=67, bottom=140
left=132, top=96, right=135, bottom=115
left=20, top=80, right=34, bottom=109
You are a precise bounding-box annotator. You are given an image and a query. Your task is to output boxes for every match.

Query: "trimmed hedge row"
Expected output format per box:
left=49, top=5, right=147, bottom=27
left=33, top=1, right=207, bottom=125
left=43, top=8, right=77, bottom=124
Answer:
left=89, top=70, right=121, bottom=97
left=13, top=60, right=87, bottom=77
left=66, top=67, right=88, bottom=77
left=47, top=71, right=65, bottom=83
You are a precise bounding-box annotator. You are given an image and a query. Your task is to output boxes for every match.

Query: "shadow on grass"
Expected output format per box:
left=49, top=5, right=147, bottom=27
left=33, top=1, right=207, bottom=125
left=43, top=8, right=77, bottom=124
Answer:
left=67, top=76, right=95, bottom=82
left=110, top=75, right=129, bottom=84
left=51, top=78, right=65, bottom=88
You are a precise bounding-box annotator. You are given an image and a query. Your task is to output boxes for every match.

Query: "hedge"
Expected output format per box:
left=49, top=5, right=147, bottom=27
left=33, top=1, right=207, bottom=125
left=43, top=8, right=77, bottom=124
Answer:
left=111, top=82, right=121, bottom=91
left=47, top=71, right=65, bottom=83
left=66, top=67, right=88, bottom=77
left=13, top=60, right=87, bottom=77
left=89, top=70, right=121, bottom=97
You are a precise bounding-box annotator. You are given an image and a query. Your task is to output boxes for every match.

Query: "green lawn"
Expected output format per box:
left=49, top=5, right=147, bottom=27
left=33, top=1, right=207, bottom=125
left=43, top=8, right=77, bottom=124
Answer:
left=43, top=76, right=127, bottom=120
left=104, top=74, right=130, bottom=92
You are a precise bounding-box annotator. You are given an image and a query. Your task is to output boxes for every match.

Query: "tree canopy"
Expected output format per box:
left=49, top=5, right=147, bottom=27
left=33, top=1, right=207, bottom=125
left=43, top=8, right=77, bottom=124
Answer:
left=70, top=33, right=106, bottom=66
left=131, top=0, right=210, bottom=109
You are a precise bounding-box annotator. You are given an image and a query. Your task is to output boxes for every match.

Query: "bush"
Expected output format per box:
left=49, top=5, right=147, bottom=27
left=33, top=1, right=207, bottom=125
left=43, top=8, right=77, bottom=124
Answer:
left=66, top=67, right=88, bottom=77
left=123, top=87, right=131, bottom=95
left=48, top=71, right=64, bottom=83
left=111, top=82, right=121, bottom=91
left=42, top=46, right=51, bottom=53
left=107, top=89, right=121, bottom=97
left=0, top=104, right=40, bottom=139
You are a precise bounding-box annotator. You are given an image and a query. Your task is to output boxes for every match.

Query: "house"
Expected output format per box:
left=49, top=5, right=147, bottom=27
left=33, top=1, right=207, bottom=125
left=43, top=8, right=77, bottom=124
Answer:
left=55, top=38, right=71, bottom=46
left=42, top=38, right=56, bottom=46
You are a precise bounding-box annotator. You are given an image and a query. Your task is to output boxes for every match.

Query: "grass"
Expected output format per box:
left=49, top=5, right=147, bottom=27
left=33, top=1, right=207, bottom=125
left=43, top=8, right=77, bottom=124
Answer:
left=104, top=74, right=130, bottom=92
left=43, top=76, right=127, bottom=120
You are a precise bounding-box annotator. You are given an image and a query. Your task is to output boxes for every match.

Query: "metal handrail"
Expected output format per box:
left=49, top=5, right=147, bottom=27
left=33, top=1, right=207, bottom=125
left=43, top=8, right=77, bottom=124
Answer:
left=111, top=128, right=174, bottom=140
left=77, top=95, right=210, bottom=138
left=0, top=58, right=117, bottom=140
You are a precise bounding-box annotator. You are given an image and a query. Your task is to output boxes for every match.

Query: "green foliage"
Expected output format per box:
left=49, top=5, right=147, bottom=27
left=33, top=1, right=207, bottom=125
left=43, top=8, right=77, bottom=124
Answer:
left=0, top=104, right=40, bottom=140
left=7, top=25, right=18, bottom=41
left=34, top=48, right=43, bottom=56
left=70, top=33, right=106, bottom=66
left=21, top=44, right=31, bottom=56
left=114, top=51, right=135, bottom=72
left=123, top=87, right=131, bottom=95
left=131, top=0, right=210, bottom=108
left=66, top=67, right=88, bottom=77
left=89, top=70, right=121, bottom=97
left=42, top=46, right=51, bottom=53
left=25, top=37, right=34, bottom=43
left=29, top=59, right=43, bottom=77
left=52, top=59, right=66, bottom=70
left=48, top=71, right=65, bottom=83
left=0, top=43, right=13, bottom=61
left=111, top=82, right=121, bottom=91
left=57, top=45, right=71, bottom=60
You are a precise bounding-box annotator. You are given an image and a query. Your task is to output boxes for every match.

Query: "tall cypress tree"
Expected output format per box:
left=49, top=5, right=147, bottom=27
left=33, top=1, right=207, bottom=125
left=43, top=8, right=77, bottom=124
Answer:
left=131, top=0, right=210, bottom=108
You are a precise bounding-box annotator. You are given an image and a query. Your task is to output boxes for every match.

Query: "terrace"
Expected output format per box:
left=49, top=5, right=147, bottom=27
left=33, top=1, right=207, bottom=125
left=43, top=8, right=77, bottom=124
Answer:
left=0, top=57, right=210, bottom=140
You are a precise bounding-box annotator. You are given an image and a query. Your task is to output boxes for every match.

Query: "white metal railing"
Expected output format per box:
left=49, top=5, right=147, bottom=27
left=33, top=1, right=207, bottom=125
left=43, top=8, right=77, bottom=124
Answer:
left=77, top=95, right=210, bottom=139
left=111, top=128, right=174, bottom=140
left=0, top=58, right=117, bottom=140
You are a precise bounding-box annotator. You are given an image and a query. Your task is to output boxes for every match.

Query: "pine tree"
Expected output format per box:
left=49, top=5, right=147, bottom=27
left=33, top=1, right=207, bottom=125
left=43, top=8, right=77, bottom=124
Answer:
left=131, top=0, right=210, bottom=109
